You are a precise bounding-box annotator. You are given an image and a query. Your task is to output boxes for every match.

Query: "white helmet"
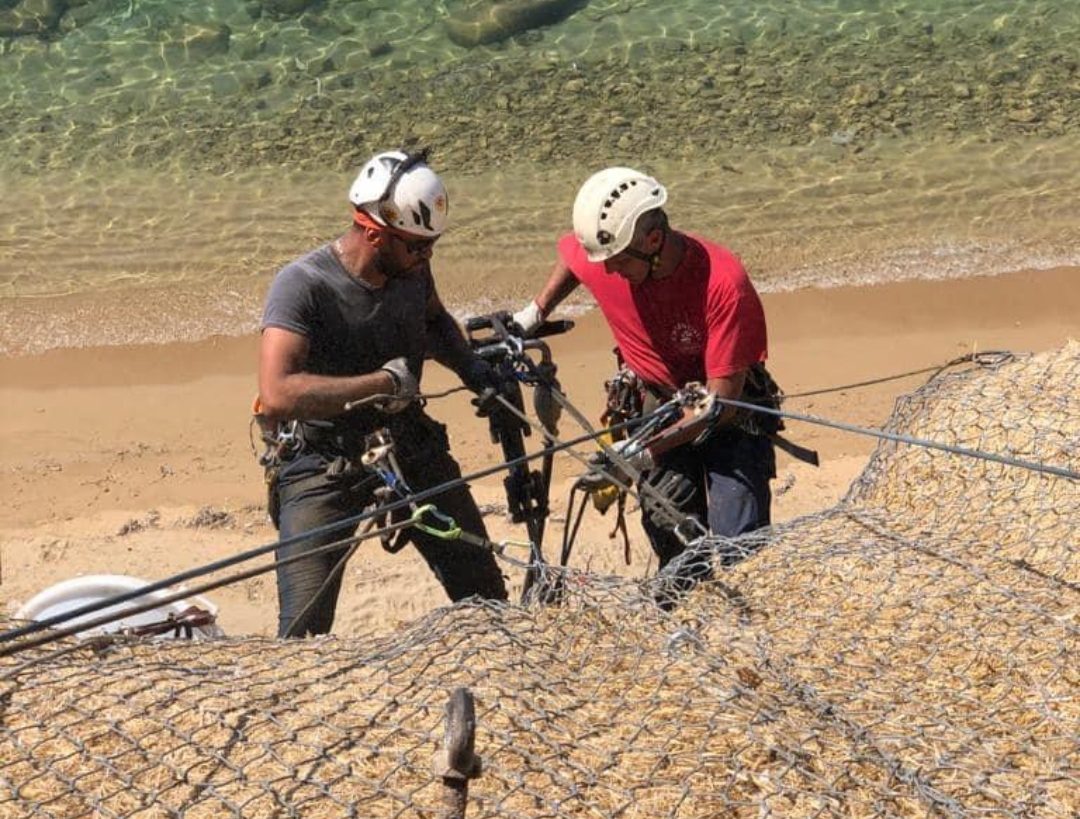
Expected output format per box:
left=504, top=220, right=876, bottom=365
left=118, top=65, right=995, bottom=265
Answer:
left=348, top=150, right=449, bottom=238
left=572, top=167, right=668, bottom=262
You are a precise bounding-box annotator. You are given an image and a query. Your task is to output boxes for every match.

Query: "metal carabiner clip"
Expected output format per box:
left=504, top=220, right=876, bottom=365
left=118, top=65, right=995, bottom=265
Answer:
left=673, top=516, right=708, bottom=547
left=410, top=504, right=462, bottom=540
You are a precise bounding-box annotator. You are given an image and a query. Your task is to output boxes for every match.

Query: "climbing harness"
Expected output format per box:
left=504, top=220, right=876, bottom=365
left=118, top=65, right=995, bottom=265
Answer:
left=250, top=397, right=306, bottom=528
left=564, top=360, right=648, bottom=553
left=251, top=335, right=813, bottom=601
left=590, top=360, right=646, bottom=513
left=562, top=381, right=712, bottom=569
left=558, top=359, right=822, bottom=571
left=251, top=396, right=304, bottom=470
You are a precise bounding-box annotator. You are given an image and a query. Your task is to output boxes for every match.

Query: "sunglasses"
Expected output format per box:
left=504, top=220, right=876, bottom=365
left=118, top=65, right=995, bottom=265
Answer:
left=387, top=227, right=438, bottom=255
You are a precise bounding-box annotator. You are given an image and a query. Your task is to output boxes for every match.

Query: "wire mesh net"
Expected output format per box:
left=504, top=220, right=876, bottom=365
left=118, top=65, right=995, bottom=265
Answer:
left=2, top=343, right=1077, bottom=817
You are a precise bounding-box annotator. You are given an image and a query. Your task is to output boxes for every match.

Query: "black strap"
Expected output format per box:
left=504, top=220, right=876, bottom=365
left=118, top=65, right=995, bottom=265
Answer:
left=770, top=433, right=820, bottom=467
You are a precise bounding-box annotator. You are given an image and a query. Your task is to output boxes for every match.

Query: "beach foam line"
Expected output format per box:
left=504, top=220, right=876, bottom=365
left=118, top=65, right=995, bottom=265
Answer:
left=2, top=260, right=1079, bottom=357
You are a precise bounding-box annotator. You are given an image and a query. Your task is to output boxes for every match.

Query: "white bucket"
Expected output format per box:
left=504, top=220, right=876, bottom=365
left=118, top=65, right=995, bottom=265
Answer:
left=14, top=574, right=224, bottom=639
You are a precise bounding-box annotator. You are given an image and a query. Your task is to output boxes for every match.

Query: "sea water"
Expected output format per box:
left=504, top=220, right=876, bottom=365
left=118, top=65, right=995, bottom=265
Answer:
left=1, top=0, right=1077, bottom=353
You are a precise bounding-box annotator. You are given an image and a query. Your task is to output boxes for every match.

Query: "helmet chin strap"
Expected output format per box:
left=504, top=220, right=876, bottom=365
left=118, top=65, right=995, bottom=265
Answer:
left=621, top=228, right=668, bottom=279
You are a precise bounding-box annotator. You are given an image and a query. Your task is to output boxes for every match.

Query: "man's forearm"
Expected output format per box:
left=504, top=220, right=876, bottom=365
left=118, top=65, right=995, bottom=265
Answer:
left=261, top=370, right=394, bottom=420
left=534, top=265, right=580, bottom=316
left=426, top=308, right=474, bottom=373
left=641, top=372, right=748, bottom=457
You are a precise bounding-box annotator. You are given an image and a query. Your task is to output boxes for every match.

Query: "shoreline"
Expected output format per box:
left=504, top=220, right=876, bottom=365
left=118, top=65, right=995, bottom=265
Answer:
left=4, top=132, right=1080, bottom=356
left=2, top=258, right=1077, bottom=359
left=1, top=265, right=1075, bottom=384
left=1, top=265, right=1077, bottom=636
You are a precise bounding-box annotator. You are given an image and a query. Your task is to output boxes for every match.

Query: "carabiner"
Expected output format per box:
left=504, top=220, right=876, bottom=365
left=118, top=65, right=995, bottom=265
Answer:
left=410, top=504, right=462, bottom=540
left=673, top=516, right=708, bottom=546
left=505, top=335, right=524, bottom=359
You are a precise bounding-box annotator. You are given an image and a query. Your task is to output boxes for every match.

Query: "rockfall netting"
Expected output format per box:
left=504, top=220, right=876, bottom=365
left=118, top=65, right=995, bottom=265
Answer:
left=1, top=343, right=1077, bottom=817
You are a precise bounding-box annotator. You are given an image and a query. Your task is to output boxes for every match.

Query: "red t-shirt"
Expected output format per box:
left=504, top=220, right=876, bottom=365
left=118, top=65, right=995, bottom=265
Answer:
left=558, top=232, right=767, bottom=391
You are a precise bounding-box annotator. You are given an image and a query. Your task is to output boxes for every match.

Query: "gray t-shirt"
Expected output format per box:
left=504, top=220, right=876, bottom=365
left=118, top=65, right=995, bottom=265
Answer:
left=261, top=244, right=433, bottom=445
left=262, top=244, right=431, bottom=376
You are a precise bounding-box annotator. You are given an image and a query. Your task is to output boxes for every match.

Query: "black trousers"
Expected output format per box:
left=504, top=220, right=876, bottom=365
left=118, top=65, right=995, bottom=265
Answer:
left=273, top=414, right=507, bottom=638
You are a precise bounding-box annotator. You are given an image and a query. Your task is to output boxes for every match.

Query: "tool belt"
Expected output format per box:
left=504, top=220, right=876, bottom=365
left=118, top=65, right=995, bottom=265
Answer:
left=736, top=364, right=819, bottom=466
left=262, top=405, right=434, bottom=466
left=735, top=363, right=785, bottom=437
left=252, top=401, right=386, bottom=528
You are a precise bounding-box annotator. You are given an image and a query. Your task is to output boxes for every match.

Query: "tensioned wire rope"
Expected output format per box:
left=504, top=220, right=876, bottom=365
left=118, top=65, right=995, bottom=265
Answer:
left=0, top=514, right=417, bottom=675
left=483, top=349, right=1079, bottom=610
left=3, top=350, right=1076, bottom=656
left=0, top=492, right=548, bottom=664
left=396, top=350, right=1015, bottom=407
left=334, top=348, right=1035, bottom=527
left=716, top=397, right=1079, bottom=481
left=235, top=377, right=712, bottom=643
left=275, top=375, right=698, bottom=637
left=0, top=410, right=662, bottom=652
left=1, top=384, right=687, bottom=656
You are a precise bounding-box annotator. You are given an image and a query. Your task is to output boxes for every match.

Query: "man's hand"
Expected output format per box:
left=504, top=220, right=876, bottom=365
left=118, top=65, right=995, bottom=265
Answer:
left=640, top=468, right=698, bottom=516
left=583, top=436, right=656, bottom=494
left=610, top=438, right=655, bottom=474
left=510, top=300, right=544, bottom=337
left=377, top=356, right=418, bottom=413
left=460, top=355, right=499, bottom=394
left=580, top=438, right=656, bottom=489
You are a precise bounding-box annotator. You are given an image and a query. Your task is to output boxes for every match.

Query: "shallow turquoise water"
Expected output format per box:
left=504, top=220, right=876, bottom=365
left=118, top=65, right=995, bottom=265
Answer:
left=3, top=0, right=1077, bottom=172
left=0, top=0, right=1078, bottom=351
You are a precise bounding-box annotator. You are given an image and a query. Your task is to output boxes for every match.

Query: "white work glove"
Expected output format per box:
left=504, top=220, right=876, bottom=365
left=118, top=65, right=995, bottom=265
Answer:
left=609, top=438, right=655, bottom=475
left=377, top=356, right=418, bottom=414
left=511, top=300, right=544, bottom=337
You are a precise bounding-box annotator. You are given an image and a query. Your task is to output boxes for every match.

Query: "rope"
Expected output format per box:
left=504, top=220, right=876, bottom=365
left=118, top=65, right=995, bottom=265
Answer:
left=0, top=412, right=660, bottom=646
left=2, top=501, right=540, bottom=661
left=6, top=348, right=1071, bottom=652
left=343, top=385, right=469, bottom=411
left=491, top=338, right=702, bottom=534
left=715, top=397, right=1080, bottom=481
left=492, top=391, right=697, bottom=534
left=0, top=514, right=419, bottom=662
left=280, top=515, right=381, bottom=639
left=784, top=350, right=1014, bottom=399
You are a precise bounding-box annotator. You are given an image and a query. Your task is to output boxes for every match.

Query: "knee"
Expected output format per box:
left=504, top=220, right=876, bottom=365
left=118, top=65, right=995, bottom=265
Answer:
left=707, top=480, right=763, bottom=537
left=427, top=543, right=508, bottom=602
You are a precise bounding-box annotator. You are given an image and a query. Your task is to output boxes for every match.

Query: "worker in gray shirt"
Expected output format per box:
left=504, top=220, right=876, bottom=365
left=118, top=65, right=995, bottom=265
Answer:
left=258, top=149, right=508, bottom=637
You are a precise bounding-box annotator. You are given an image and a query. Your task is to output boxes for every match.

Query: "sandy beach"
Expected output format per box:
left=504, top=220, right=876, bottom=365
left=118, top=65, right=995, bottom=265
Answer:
left=1, top=265, right=1077, bottom=637
left=3, top=0, right=1078, bottom=810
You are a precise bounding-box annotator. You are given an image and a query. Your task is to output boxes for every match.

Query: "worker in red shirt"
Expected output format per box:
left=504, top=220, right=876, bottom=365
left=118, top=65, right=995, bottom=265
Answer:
left=512, top=167, right=777, bottom=594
